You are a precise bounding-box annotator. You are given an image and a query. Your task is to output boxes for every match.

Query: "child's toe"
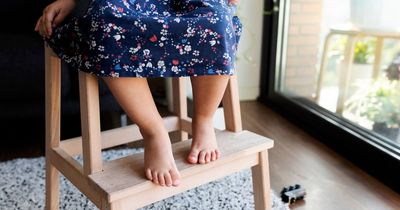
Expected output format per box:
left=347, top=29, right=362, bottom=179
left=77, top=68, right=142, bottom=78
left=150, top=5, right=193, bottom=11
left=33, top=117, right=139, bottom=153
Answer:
left=210, top=151, right=216, bottom=161
left=205, top=152, right=211, bottom=163
left=152, top=171, right=159, bottom=184
left=145, top=168, right=153, bottom=180
left=187, top=149, right=199, bottom=164
left=164, top=173, right=172, bottom=186
left=158, top=173, right=165, bottom=186
left=198, top=151, right=207, bottom=164
left=170, top=169, right=180, bottom=186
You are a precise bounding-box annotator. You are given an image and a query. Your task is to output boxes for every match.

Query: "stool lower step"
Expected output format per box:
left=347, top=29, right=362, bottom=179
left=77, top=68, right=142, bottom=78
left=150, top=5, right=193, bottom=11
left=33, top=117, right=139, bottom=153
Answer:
left=88, top=130, right=273, bottom=209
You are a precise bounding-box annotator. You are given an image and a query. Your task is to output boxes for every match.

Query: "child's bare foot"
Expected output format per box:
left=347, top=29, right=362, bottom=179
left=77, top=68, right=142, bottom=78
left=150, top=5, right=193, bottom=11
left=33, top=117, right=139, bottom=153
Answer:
left=187, top=119, right=220, bottom=164
left=142, top=128, right=180, bottom=187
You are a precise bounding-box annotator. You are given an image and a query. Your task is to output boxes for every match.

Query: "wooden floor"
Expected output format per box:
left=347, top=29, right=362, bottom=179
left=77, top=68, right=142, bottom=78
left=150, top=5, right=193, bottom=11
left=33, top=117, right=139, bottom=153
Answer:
left=241, top=101, right=400, bottom=210
left=1, top=101, right=400, bottom=209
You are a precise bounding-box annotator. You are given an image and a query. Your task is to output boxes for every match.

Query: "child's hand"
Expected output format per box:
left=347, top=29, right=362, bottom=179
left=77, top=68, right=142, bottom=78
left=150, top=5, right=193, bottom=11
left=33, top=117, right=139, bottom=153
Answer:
left=229, top=0, right=239, bottom=5
left=34, top=0, right=76, bottom=38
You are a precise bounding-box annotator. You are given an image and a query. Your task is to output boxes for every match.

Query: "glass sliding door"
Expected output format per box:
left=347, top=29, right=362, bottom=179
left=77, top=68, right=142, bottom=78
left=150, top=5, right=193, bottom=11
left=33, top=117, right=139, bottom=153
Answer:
left=277, top=0, right=400, bottom=145
left=260, top=0, right=400, bottom=192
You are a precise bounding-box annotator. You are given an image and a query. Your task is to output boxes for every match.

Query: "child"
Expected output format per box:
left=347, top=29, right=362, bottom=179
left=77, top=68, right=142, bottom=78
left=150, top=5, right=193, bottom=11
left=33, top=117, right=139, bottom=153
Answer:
left=35, top=0, right=242, bottom=187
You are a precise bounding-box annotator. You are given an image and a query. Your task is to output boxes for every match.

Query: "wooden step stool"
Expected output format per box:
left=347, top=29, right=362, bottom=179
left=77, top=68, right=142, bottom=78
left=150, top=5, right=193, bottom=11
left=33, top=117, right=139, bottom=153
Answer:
left=44, top=46, right=274, bottom=210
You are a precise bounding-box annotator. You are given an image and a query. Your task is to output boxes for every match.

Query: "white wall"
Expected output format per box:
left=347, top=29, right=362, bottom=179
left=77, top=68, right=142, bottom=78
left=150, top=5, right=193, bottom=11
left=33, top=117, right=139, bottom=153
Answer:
left=234, top=0, right=265, bottom=100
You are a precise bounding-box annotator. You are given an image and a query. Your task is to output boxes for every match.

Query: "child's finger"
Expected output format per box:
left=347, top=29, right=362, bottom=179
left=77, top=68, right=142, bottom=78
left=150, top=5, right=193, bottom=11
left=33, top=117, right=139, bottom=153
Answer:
left=53, top=10, right=65, bottom=27
left=229, top=0, right=238, bottom=5
left=41, top=16, right=48, bottom=37
left=34, top=17, right=41, bottom=31
left=44, top=9, right=57, bottom=36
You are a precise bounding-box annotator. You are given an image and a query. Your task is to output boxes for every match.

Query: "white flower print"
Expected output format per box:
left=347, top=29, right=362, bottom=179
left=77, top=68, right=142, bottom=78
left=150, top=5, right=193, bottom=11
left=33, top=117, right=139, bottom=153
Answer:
left=223, top=53, right=230, bottom=59
left=174, top=17, right=181, bottom=23
left=114, top=34, right=123, bottom=41
left=143, top=49, right=150, bottom=56
left=186, top=27, right=195, bottom=37
left=193, top=50, right=200, bottom=56
left=91, top=21, right=99, bottom=32
left=171, top=66, right=179, bottom=74
left=209, top=40, right=216, bottom=46
left=184, top=45, right=192, bottom=52
left=47, top=0, right=242, bottom=77
left=157, top=60, right=165, bottom=68
left=160, top=28, right=168, bottom=36
left=129, top=44, right=141, bottom=54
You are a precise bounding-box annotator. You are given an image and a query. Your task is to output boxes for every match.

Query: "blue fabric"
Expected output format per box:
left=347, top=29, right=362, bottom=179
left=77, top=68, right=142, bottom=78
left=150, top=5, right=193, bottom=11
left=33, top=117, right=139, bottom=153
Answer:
left=46, top=0, right=243, bottom=77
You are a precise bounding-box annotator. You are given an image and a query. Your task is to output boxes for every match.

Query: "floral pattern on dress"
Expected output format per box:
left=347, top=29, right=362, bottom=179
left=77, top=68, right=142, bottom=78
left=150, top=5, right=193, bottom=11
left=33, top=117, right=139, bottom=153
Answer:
left=46, top=0, right=243, bottom=77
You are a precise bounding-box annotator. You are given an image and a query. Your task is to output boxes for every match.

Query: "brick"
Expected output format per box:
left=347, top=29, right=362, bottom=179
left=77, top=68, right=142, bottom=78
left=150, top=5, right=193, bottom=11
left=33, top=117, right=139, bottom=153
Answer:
left=285, top=67, right=298, bottom=76
left=292, top=0, right=321, bottom=2
left=300, top=25, right=321, bottom=34
left=295, top=67, right=318, bottom=76
left=302, top=3, right=322, bottom=13
left=288, top=35, right=319, bottom=46
left=290, top=14, right=321, bottom=24
left=285, top=76, right=315, bottom=87
left=286, top=57, right=317, bottom=67
left=297, top=46, right=319, bottom=56
left=287, top=47, right=298, bottom=56
left=289, top=25, right=300, bottom=34
left=290, top=3, right=302, bottom=13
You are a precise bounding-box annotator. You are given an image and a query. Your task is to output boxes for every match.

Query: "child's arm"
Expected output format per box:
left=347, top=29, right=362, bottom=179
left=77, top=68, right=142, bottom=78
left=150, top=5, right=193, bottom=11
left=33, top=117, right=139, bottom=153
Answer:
left=34, top=0, right=77, bottom=38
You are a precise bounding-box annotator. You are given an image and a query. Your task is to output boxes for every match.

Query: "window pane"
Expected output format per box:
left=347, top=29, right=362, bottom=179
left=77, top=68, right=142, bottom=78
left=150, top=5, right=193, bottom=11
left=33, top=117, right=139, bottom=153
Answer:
left=278, top=0, right=400, bottom=144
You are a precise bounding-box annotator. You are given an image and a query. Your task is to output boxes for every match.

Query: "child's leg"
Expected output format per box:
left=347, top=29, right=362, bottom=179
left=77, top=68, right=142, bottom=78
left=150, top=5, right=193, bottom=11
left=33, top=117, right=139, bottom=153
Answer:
left=187, top=75, right=230, bottom=164
left=102, top=77, right=180, bottom=187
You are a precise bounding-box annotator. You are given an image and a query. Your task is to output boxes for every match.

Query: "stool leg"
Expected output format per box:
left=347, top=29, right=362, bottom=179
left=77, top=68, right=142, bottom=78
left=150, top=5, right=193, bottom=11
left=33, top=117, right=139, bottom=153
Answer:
left=101, top=199, right=124, bottom=210
left=251, top=150, right=272, bottom=210
left=45, top=46, right=61, bottom=210
left=222, top=75, right=242, bottom=132
left=78, top=72, right=103, bottom=175
left=172, top=77, right=188, bottom=141
left=45, top=160, right=60, bottom=210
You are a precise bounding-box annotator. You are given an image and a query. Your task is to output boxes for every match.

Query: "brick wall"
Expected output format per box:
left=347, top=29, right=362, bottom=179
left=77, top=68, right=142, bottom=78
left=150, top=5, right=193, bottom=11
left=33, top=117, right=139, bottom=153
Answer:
left=284, top=0, right=323, bottom=99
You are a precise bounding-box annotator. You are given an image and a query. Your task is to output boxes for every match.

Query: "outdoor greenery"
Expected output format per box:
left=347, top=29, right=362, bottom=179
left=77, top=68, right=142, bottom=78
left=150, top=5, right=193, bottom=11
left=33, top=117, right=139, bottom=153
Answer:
left=345, top=77, right=400, bottom=128
left=353, top=39, right=376, bottom=64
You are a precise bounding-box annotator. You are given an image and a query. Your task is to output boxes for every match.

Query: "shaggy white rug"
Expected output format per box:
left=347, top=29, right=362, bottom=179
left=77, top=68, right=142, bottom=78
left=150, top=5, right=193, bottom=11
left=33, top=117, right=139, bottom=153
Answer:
left=0, top=147, right=289, bottom=210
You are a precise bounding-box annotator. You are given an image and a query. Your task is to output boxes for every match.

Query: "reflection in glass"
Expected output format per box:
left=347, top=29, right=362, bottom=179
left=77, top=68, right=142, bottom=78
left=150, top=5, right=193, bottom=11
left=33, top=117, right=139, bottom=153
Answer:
left=279, top=0, right=400, bottom=143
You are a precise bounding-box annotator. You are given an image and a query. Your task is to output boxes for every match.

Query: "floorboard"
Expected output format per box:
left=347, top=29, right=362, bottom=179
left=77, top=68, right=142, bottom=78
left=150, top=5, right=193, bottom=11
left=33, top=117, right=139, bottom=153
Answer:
left=241, top=101, right=400, bottom=210
left=1, top=101, right=399, bottom=209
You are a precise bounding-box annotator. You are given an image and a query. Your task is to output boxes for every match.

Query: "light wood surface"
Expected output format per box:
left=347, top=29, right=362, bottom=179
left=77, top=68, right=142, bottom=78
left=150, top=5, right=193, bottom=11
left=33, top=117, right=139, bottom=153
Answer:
left=78, top=72, right=103, bottom=175
left=60, top=116, right=180, bottom=156
left=108, top=152, right=259, bottom=209
left=89, top=130, right=273, bottom=203
left=241, top=101, right=400, bottom=210
left=49, top=147, right=102, bottom=208
left=222, top=75, right=243, bottom=132
left=44, top=47, right=61, bottom=210
left=44, top=47, right=274, bottom=210
left=6, top=101, right=400, bottom=209
left=252, top=150, right=272, bottom=210
left=172, top=77, right=189, bottom=141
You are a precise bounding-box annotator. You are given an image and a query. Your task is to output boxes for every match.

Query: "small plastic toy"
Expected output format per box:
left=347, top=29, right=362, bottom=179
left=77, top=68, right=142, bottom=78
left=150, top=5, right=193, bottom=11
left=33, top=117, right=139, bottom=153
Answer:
left=280, top=184, right=306, bottom=204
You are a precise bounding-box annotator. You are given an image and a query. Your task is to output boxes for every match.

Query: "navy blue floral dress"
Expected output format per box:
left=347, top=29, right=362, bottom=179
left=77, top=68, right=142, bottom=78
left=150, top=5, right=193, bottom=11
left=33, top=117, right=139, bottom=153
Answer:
left=46, top=0, right=243, bottom=77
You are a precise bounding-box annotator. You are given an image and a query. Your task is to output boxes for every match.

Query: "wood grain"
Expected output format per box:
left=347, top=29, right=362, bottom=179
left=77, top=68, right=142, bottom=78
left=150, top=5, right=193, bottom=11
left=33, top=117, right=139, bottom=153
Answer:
left=241, top=101, right=400, bottom=210
left=89, top=130, right=273, bottom=203
left=3, top=101, right=399, bottom=209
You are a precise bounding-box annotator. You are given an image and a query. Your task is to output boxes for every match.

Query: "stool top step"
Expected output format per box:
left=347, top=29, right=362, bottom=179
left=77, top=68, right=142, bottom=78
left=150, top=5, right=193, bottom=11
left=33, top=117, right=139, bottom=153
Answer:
left=88, top=130, right=273, bottom=203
